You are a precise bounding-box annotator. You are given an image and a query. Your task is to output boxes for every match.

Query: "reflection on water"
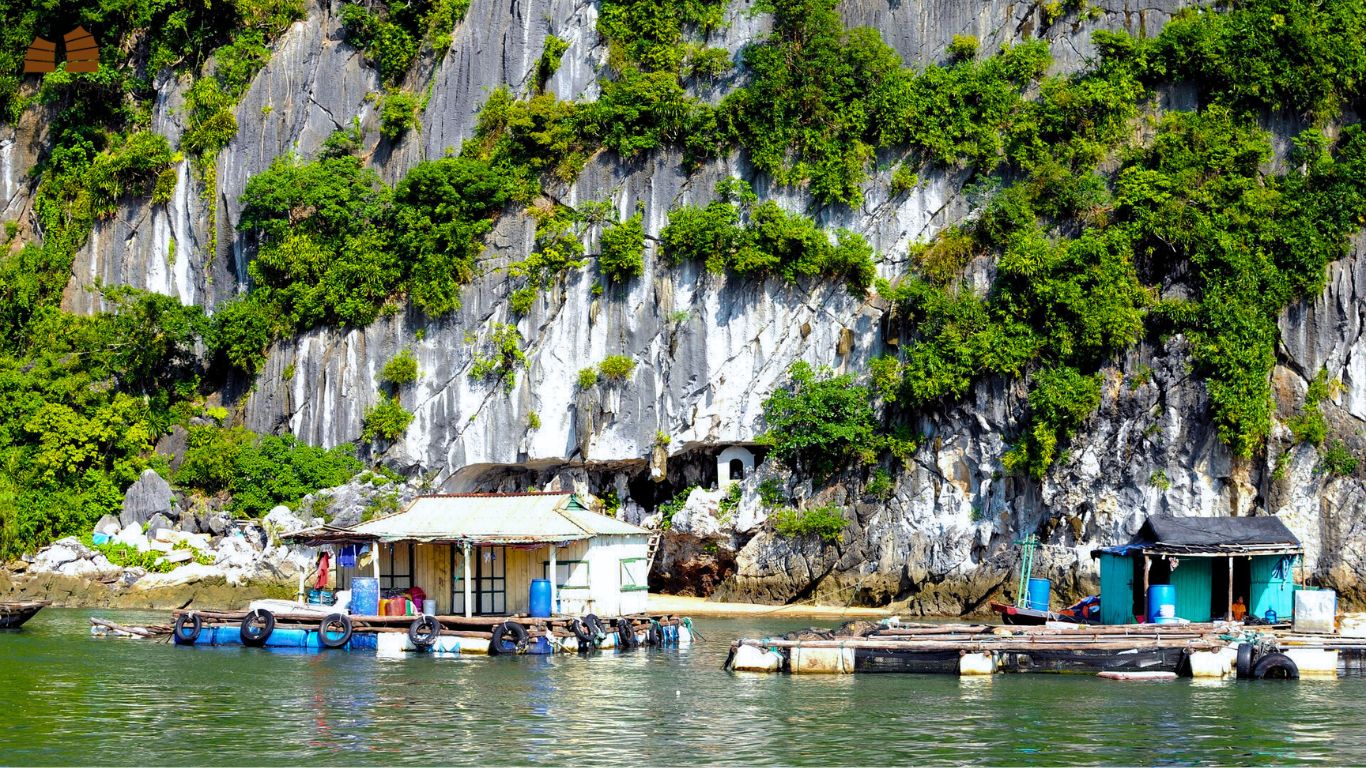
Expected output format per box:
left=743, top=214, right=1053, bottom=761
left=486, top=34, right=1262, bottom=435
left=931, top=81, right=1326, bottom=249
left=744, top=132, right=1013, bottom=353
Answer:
left=2, top=609, right=1365, bottom=765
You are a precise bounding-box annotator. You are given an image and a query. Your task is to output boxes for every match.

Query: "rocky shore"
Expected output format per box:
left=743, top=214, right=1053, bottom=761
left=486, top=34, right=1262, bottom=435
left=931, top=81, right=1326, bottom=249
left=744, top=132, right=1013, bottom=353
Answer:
left=1, top=470, right=425, bottom=610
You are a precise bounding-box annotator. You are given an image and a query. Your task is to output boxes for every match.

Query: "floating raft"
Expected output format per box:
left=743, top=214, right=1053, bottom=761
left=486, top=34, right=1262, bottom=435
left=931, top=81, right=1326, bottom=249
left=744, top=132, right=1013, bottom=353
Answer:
left=727, top=621, right=1237, bottom=676
left=169, top=608, right=694, bottom=656
left=727, top=619, right=1366, bottom=678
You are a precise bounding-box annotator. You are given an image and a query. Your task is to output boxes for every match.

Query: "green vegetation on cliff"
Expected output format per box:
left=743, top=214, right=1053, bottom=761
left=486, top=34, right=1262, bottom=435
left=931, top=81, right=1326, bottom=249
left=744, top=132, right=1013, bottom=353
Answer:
left=7, top=0, right=1366, bottom=559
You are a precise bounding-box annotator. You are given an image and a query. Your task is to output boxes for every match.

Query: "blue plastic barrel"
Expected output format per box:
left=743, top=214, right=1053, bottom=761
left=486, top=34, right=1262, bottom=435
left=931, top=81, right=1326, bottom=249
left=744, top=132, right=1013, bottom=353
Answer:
left=350, top=576, right=380, bottom=616
left=1148, top=584, right=1178, bottom=624
left=1026, top=578, right=1051, bottom=611
left=529, top=579, right=552, bottom=618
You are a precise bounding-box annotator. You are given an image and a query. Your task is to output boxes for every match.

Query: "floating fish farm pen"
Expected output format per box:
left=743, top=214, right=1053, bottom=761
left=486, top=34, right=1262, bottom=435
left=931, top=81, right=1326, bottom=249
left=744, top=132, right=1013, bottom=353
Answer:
left=728, top=515, right=1363, bottom=680
left=168, top=492, right=694, bottom=656
left=726, top=620, right=1366, bottom=679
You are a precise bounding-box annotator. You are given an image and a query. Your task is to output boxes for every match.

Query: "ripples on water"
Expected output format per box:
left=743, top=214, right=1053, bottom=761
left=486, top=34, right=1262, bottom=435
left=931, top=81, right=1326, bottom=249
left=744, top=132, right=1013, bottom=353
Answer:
left=3, top=609, right=1364, bottom=765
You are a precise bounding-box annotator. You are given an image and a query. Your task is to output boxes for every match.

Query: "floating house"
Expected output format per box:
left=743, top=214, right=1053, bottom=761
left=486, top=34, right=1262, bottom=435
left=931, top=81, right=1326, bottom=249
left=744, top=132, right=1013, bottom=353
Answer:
left=309, top=492, right=653, bottom=617
left=1091, top=515, right=1302, bottom=625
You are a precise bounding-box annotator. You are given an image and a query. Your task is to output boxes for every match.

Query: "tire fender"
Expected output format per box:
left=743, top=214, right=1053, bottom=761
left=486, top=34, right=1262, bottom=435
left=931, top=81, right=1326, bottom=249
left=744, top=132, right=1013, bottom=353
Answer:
left=1252, top=652, right=1300, bottom=680
left=408, top=615, right=441, bottom=649
left=240, top=609, right=275, bottom=647
left=319, top=613, right=353, bottom=649
left=173, top=613, right=202, bottom=645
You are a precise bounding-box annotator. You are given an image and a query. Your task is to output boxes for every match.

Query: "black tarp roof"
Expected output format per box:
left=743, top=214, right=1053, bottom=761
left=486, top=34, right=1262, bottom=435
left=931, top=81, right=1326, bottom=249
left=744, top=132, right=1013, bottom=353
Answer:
left=1092, top=514, right=1302, bottom=557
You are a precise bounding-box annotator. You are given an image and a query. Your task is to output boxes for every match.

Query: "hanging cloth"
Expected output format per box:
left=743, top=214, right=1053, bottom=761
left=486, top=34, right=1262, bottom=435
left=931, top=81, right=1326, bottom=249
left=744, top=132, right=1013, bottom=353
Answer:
left=337, top=545, right=357, bottom=568
left=316, top=551, right=330, bottom=589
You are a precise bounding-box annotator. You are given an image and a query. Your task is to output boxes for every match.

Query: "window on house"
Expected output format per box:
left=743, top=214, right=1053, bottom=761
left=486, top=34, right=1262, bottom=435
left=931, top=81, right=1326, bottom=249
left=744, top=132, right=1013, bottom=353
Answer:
left=544, top=560, right=590, bottom=590
left=380, top=542, right=414, bottom=591
left=620, top=557, right=648, bottom=592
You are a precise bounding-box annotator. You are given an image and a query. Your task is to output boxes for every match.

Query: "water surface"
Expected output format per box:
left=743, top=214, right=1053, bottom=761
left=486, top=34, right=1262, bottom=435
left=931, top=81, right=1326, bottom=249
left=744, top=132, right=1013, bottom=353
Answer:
left=3, top=609, right=1363, bottom=765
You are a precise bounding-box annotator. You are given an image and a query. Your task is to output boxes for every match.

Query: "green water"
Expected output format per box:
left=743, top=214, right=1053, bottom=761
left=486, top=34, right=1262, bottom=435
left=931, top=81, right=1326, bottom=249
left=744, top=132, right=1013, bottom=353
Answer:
left=2, top=609, right=1364, bottom=765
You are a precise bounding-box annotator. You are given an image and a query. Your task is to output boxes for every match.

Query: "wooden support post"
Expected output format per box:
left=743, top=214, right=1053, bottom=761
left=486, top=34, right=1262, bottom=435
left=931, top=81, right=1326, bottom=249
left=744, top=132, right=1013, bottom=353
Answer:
left=372, top=543, right=381, bottom=581
left=463, top=541, right=473, bottom=618
left=1227, top=556, right=1234, bottom=621
left=549, top=544, right=558, bottom=616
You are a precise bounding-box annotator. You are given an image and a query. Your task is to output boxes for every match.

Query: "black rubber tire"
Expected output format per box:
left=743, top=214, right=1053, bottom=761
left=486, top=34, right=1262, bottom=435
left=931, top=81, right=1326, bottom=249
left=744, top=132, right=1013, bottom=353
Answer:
left=584, top=614, right=604, bottom=639
left=647, top=622, right=664, bottom=647
left=1236, top=643, right=1255, bottom=680
left=1252, top=652, right=1300, bottom=680
left=319, top=613, right=353, bottom=649
left=240, top=609, right=275, bottom=647
left=408, top=615, right=441, bottom=649
left=617, top=619, right=639, bottom=650
left=173, top=613, right=203, bottom=645
left=488, top=620, right=529, bottom=656
left=571, top=619, right=594, bottom=652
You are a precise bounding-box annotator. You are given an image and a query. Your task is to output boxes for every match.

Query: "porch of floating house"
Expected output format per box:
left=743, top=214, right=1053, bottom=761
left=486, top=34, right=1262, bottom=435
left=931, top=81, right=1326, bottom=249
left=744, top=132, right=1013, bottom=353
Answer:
left=289, top=493, right=652, bottom=617
left=1093, top=515, right=1302, bottom=625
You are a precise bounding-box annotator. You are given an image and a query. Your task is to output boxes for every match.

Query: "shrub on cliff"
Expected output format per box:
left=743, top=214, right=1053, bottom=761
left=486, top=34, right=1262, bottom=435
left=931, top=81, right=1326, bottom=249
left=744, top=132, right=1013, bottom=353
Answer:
left=761, top=362, right=877, bottom=479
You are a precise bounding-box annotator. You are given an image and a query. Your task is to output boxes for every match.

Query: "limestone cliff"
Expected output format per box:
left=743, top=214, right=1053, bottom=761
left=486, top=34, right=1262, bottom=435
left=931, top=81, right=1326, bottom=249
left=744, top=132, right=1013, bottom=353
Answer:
left=9, top=0, right=1366, bottom=614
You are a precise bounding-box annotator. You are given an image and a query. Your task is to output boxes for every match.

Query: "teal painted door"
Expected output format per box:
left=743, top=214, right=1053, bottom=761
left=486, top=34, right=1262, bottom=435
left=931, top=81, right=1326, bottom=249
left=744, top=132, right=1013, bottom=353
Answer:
left=1169, top=557, right=1212, bottom=622
left=1098, top=554, right=1134, bottom=625
left=1251, top=555, right=1295, bottom=621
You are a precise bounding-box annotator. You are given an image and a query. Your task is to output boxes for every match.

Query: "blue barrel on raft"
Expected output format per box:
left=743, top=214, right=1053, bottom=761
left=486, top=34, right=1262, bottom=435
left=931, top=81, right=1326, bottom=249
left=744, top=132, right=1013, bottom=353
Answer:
left=351, top=577, right=380, bottom=616
left=1148, top=584, right=1178, bottom=624
left=529, top=579, right=552, bottom=618
left=1026, top=578, right=1051, bottom=612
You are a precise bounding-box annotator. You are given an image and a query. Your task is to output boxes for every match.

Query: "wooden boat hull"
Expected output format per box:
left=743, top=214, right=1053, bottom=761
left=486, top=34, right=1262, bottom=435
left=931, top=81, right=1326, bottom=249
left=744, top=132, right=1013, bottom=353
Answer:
left=0, top=601, right=49, bottom=630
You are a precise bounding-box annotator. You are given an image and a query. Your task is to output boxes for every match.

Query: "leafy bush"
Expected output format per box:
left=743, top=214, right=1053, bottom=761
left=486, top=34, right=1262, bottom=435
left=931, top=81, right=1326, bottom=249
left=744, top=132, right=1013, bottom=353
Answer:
left=175, top=427, right=362, bottom=517
left=599, top=213, right=646, bottom=283
left=717, top=482, right=742, bottom=522
left=86, top=537, right=174, bottom=573
left=362, top=395, right=414, bottom=442
left=381, top=349, right=420, bottom=387
left=1321, top=440, right=1359, bottom=478
left=657, top=484, right=698, bottom=530
left=659, top=181, right=877, bottom=295
left=771, top=504, right=846, bottom=543
left=340, top=0, right=470, bottom=84
left=598, top=355, right=637, bottom=382
left=577, top=367, right=599, bottom=389
left=762, top=361, right=877, bottom=478
left=757, top=477, right=786, bottom=507
left=469, top=323, right=526, bottom=392
left=866, top=468, right=893, bottom=499
left=947, top=34, right=978, bottom=61
left=380, top=90, right=421, bottom=140
left=536, top=35, right=570, bottom=90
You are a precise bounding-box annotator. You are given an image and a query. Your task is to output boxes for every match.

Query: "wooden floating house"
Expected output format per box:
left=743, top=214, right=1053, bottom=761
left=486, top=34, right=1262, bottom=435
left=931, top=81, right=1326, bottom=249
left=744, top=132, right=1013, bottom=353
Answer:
left=303, top=491, right=654, bottom=617
left=168, top=493, right=693, bottom=655
left=1091, top=514, right=1302, bottom=625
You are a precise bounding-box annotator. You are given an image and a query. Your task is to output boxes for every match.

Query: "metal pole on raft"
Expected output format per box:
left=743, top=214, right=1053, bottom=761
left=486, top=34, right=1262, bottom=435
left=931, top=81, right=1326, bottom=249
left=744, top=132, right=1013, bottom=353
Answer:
left=463, top=541, right=473, bottom=618
left=549, top=544, right=557, bottom=616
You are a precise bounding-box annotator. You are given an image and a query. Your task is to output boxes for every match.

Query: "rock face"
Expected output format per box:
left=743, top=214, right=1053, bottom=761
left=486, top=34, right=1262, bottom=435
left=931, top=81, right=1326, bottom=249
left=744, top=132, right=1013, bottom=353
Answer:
left=119, top=470, right=175, bottom=529
left=11, top=0, right=1366, bottom=612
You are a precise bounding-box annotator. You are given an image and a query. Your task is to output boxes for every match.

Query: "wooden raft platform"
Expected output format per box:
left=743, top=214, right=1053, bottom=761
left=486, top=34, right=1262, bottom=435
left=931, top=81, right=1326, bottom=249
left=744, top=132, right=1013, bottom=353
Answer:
left=726, top=621, right=1231, bottom=675
left=172, top=609, right=687, bottom=640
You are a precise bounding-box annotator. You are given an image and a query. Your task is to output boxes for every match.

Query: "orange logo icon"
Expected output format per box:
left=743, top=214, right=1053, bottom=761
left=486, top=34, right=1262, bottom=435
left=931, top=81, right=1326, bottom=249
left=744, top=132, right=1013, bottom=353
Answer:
left=22, top=27, right=100, bottom=74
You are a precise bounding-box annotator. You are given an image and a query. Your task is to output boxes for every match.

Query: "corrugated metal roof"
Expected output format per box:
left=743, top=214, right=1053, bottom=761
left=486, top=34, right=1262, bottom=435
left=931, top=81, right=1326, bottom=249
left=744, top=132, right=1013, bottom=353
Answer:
left=347, top=492, right=649, bottom=544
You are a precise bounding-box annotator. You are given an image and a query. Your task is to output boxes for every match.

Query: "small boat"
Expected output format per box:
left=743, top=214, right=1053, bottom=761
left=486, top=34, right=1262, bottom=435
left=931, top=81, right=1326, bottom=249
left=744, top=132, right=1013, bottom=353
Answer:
left=989, top=600, right=1096, bottom=626
left=0, top=601, right=50, bottom=629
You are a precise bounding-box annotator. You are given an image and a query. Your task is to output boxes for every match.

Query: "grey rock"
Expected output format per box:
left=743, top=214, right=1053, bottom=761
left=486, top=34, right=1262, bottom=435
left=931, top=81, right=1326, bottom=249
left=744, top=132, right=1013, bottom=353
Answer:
left=119, top=470, right=173, bottom=529
left=94, top=515, right=122, bottom=536
left=262, top=505, right=309, bottom=536
left=30, top=538, right=94, bottom=573
left=144, top=513, right=175, bottom=537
